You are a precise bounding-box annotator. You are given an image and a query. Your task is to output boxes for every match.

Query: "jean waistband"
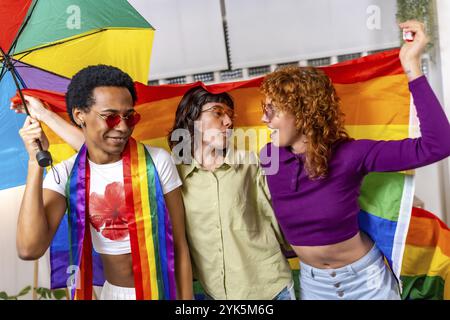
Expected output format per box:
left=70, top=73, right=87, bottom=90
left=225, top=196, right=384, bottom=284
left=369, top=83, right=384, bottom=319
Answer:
left=300, top=244, right=382, bottom=277
left=103, top=280, right=135, bottom=294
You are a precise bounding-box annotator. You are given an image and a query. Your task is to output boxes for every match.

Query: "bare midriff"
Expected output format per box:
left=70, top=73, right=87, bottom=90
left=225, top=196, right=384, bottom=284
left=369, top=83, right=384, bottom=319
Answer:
left=292, top=231, right=374, bottom=269
left=100, top=253, right=135, bottom=288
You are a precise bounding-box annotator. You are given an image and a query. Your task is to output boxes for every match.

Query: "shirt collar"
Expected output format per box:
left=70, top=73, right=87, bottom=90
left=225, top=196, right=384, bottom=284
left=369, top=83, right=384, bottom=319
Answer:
left=223, top=148, right=240, bottom=170
left=268, top=143, right=304, bottom=163
left=178, top=157, right=199, bottom=180
left=178, top=148, right=239, bottom=180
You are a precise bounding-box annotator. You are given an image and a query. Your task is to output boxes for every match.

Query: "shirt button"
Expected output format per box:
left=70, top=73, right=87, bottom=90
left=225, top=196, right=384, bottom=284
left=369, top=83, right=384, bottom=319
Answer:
left=330, top=271, right=337, bottom=277
left=334, top=283, right=341, bottom=288
left=337, top=291, right=344, bottom=298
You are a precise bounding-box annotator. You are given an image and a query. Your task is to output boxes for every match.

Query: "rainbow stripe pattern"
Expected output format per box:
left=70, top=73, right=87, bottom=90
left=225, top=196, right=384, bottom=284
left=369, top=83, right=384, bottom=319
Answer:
left=58, top=138, right=176, bottom=300
left=401, top=207, right=450, bottom=299
left=1, top=0, right=154, bottom=83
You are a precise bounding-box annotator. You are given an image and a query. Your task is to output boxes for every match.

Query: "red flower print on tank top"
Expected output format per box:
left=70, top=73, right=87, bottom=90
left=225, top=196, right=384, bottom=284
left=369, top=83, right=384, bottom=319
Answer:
left=89, top=182, right=129, bottom=240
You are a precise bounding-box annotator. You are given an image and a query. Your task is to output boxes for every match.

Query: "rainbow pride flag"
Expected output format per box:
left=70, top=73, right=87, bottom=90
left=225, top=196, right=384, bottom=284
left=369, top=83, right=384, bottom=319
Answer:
left=401, top=207, right=450, bottom=299
left=9, top=49, right=449, bottom=299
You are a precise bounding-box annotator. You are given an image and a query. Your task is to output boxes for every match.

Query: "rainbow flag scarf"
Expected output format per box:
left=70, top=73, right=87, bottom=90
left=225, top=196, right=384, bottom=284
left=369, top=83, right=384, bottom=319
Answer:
left=59, top=138, right=176, bottom=300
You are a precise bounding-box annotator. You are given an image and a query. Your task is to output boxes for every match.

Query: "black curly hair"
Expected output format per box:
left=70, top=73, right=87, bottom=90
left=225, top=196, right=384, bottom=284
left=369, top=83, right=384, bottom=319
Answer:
left=66, top=65, right=137, bottom=127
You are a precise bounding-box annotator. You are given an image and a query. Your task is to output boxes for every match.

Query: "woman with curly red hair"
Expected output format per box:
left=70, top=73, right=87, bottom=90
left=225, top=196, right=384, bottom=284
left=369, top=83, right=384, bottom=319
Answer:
left=259, top=21, right=450, bottom=299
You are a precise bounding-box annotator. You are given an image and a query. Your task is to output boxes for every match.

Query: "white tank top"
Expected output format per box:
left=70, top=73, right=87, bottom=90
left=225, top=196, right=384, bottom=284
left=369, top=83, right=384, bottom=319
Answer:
left=43, top=145, right=182, bottom=255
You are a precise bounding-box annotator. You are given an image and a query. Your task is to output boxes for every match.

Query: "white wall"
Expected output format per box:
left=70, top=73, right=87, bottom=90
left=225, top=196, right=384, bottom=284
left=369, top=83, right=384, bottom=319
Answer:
left=128, top=0, right=228, bottom=80
left=0, top=186, right=51, bottom=299
left=225, top=0, right=399, bottom=68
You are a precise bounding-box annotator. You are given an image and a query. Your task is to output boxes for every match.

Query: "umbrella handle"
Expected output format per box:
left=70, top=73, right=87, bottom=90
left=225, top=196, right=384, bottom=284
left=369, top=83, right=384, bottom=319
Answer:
left=35, top=144, right=52, bottom=167
left=16, top=93, right=53, bottom=167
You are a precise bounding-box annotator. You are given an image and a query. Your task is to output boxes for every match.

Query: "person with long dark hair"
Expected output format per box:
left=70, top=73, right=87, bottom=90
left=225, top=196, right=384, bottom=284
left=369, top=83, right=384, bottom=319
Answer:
left=167, top=87, right=294, bottom=299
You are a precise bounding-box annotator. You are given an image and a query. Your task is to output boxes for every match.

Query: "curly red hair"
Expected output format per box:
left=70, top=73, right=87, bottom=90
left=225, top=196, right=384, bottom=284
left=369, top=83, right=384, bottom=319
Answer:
left=261, top=66, right=351, bottom=179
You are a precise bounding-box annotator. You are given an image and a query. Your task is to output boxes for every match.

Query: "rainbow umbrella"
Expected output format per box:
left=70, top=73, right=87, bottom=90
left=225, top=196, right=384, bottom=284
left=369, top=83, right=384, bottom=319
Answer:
left=0, top=0, right=154, bottom=82
left=0, top=0, right=154, bottom=188
left=0, top=0, right=155, bottom=299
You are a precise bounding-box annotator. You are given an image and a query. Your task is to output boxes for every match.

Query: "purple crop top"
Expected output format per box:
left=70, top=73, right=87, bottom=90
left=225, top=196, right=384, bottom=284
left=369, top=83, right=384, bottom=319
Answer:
left=260, top=76, right=450, bottom=246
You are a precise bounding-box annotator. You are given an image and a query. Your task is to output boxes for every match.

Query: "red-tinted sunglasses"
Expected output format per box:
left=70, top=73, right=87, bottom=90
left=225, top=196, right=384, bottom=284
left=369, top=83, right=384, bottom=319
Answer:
left=201, top=105, right=236, bottom=120
left=261, top=101, right=276, bottom=120
left=94, top=110, right=141, bottom=129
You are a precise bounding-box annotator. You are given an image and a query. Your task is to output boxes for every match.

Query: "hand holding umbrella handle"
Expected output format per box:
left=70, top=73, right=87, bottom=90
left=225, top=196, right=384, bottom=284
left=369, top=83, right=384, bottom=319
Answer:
left=17, top=99, right=53, bottom=167
left=11, top=93, right=53, bottom=167
left=1, top=46, right=52, bottom=167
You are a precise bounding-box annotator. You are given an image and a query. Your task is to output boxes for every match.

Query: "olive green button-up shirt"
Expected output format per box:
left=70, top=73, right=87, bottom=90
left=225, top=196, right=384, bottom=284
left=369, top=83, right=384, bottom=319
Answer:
left=177, top=150, right=293, bottom=300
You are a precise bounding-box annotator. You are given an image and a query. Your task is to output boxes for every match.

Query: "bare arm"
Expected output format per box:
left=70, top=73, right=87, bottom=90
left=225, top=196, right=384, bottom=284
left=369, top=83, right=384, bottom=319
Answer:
left=164, top=187, right=193, bottom=300
left=399, top=20, right=427, bottom=82
left=11, top=95, right=84, bottom=151
left=16, top=117, right=67, bottom=260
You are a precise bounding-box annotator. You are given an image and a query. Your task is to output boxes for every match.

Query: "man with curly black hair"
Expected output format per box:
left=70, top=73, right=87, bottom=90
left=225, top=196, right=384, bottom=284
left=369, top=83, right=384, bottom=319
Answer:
left=15, top=65, right=193, bottom=300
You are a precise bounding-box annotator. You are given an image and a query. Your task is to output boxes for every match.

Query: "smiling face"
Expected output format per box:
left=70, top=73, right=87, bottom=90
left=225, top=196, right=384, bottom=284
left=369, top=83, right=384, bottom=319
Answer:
left=261, top=97, right=301, bottom=148
left=196, top=102, right=234, bottom=151
left=73, top=86, right=135, bottom=164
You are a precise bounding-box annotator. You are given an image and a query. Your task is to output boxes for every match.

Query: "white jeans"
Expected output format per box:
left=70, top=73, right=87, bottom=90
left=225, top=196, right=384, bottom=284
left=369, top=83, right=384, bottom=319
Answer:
left=299, top=245, right=401, bottom=300
left=100, top=281, right=136, bottom=300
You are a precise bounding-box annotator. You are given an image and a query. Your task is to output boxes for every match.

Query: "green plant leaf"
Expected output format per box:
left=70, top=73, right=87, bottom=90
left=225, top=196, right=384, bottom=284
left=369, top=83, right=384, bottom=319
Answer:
left=45, top=288, right=52, bottom=299
left=19, top=286, right=31, bottom=296
left=0, top=292, right=9, bottom=300
left=396, top=0, right=434, bottom=51
left=42, top=289, right=49, bottom=299
left=52, top=289, right=68, bottom=300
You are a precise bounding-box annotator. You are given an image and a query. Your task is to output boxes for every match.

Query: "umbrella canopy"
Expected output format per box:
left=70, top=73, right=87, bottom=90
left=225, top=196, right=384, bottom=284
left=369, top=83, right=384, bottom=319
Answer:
left=0, top=0, right=154, bottom=82
left=0, top=0, right=155, bottom=188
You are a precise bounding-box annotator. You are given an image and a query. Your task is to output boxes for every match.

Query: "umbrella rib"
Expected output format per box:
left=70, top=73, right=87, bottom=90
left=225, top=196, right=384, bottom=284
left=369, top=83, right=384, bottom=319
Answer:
left=11, top=59, right=71, bottom=81
left=13, top=66, right=27, bottom=89
left=0, top=65, right=7, bottom=83
left=13, top=29, right=107, bottom=58
left=8, top=0, right=40, bottom=56
left=0, top=47, right=11, bottom=83
left=15, top=50, right=33, bottom=62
